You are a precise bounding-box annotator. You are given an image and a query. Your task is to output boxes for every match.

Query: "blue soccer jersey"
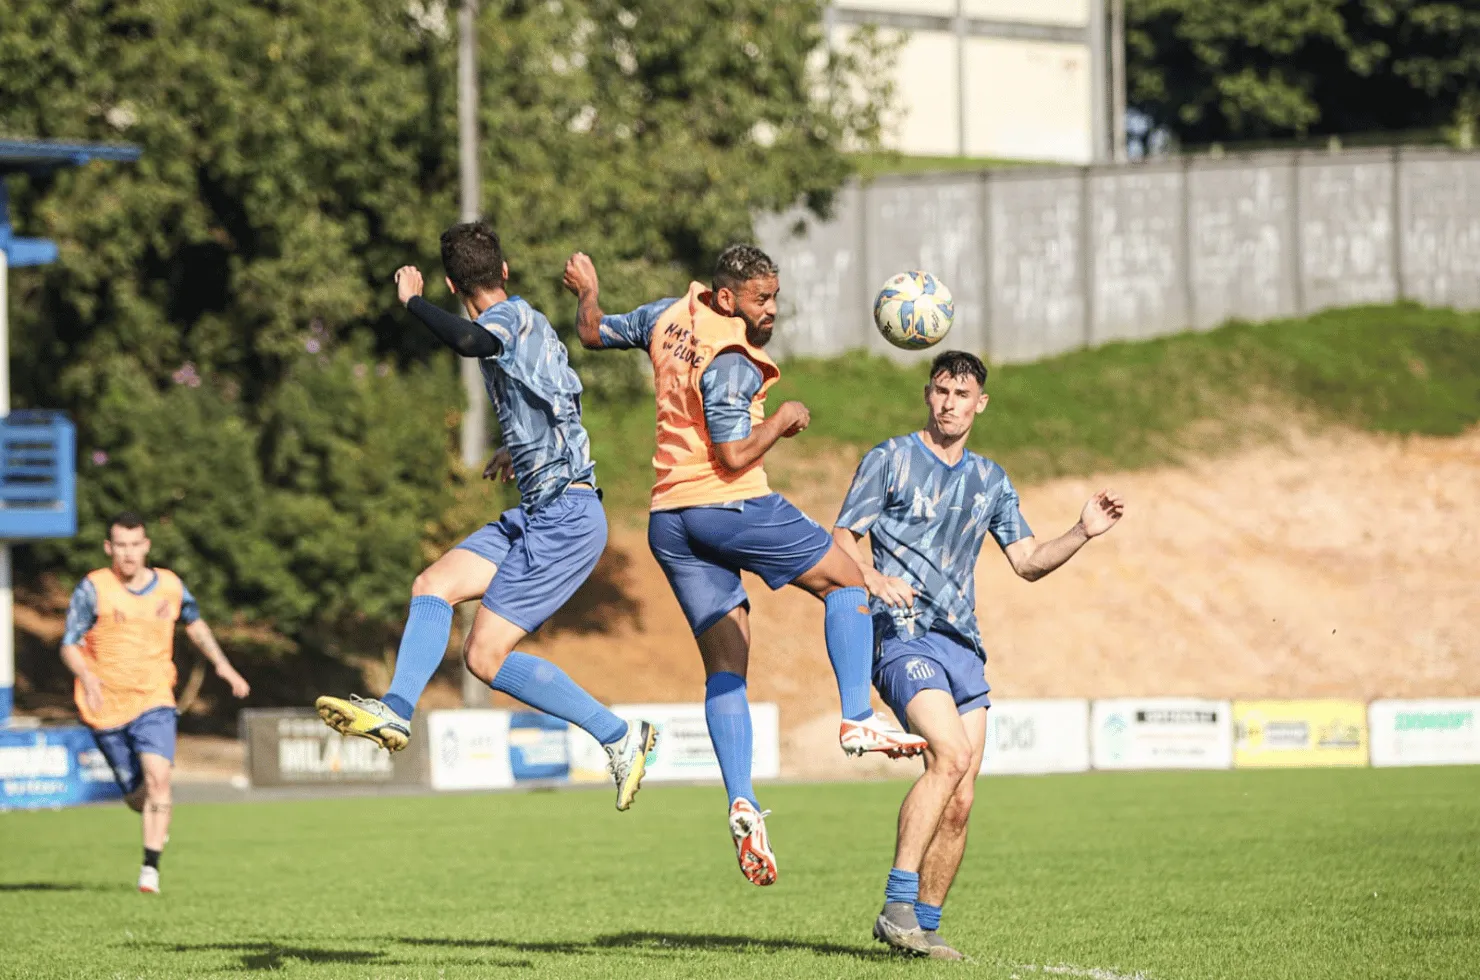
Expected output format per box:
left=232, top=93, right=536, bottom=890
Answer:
left=476, top=297, right=597, bottom=510
left=835, top=434, right=1032, bottom=654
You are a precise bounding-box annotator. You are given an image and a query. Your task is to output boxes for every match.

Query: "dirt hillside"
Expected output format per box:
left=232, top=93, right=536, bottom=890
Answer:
left=517, top=426, right=1480, bottom=778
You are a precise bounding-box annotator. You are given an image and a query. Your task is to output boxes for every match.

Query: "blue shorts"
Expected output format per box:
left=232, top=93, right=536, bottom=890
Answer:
left=455, top=487, right=607, bottom=634
left=874, top=630, right=991, bottom=731
left=648, top=493, right=833, bottom=636
left=91, top=705, right=177, bottom=795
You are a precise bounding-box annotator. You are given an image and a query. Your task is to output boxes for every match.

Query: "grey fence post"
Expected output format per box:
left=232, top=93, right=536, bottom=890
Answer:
left=981, top=170, right=995, bottom=360
left=1181, top=155, right=1196, bottom=331
left=1290, top=152, right=1306, bottom=316
left=1392, top=146, right=1406, bottom=301
left=1081, top=166, right=1096, bottom=348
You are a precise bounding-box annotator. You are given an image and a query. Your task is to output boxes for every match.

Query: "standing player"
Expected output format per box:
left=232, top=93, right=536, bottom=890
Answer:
left=565, top=245, right=927, bottom=887
left=59, top=512, right=252, bottom=893
left=315, top=222, right=656, bottom=811
left=833, top=350, right=1124, bottom=958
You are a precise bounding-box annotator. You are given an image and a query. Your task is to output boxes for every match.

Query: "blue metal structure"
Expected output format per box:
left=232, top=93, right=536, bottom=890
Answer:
left=0, top=411, right=76, bottom=539
left=1, top=138, right=141, bottom=724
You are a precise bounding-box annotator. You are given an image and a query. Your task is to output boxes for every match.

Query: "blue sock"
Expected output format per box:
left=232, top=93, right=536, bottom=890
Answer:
left=382, top=595, right=455, bottom=720
left=915, top=901, right=942, bottom=931
left=491, top=651, right=628, bottom=745
left=885, top=867, right=920, bottom=906
left=824, top=586, right=875, bottom=722
left=705, top=672, right=757, bottom=807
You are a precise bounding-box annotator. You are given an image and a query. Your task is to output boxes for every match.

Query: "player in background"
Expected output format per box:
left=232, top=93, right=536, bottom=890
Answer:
left=59, top=512, right=252, bottom=894
left=565, top=245, right=927, bottom=887
left=833, top=351, right=1124, bottom=958
left=315, top=222, right=656, bottom=811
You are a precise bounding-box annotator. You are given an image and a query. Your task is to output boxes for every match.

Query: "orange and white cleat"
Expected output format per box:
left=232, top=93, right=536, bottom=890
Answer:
left=840, top=712, right=928, bottom=759
left=728, top=798, right=777, bottom=887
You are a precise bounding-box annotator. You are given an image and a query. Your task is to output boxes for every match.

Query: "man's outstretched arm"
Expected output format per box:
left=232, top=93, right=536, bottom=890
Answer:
left=1003, top=489, right=1125, bottom=582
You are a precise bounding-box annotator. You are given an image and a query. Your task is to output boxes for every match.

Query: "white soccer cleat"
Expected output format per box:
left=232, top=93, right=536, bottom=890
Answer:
left=728, top=798, right=777, bottom=887
left=840, top=712, right=928, bottom=759
left=604, top=720, right=657, bottom=811
left=137, top=866, right=160, bottom=894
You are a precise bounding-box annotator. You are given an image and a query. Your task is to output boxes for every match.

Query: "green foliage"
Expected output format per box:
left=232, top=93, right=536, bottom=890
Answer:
left=2, top=0, right=891, bottom=654
left=4, top=770, right=1480, bottom=978
left=1129, top=0, right=1480, bottom=144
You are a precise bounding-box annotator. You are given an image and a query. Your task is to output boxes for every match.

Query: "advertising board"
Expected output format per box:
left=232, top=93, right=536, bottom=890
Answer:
left=980, top=699, right=1090, bottom=775
left=568, top=703, right=780, bottom=784
left=0, top=725, right=123, bottom=810
left=1369, top=699, right=1480, bottom=767
left=243, top=708, right=428, bottom=788
left=1091, top=698, right=1233, bottom=770
left=1233, top=700, right=1368, bottom=767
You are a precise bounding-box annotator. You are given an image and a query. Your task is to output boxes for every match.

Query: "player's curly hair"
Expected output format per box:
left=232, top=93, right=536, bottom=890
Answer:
left=712, top=244, right=779, bottom=293
left=441, top=221, right=506, bottom=295
left=929, top=350, right=988, bottom=386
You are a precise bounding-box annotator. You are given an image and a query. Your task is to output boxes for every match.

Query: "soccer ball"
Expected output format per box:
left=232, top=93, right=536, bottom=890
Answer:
left=872, top=271, right=955, bottom=350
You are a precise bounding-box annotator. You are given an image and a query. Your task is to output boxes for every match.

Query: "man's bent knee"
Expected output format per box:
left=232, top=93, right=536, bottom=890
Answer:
left=124, top=788, right=146, bottom=813
left=464, top=637, right=511, bottom=684
left=927, top=742, right=974, bottom=784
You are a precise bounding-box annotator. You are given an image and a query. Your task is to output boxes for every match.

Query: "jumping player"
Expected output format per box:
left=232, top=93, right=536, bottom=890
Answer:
left=316, top=222, right=655, bottom=811
left=565, top=245, right=927, bottom=887
left=833, top=350, right=1124, bottom=958
left=59, top=512, right=252, bottom=893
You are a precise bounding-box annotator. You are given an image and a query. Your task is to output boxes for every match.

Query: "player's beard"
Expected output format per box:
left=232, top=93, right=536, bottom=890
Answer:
left=743, top=313, right=774, bottom=348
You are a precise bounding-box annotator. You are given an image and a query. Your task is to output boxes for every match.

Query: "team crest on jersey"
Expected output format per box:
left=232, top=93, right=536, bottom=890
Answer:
left=155, top=599, right=173, bottom=619
left=904, top=658, right=935, bottom=681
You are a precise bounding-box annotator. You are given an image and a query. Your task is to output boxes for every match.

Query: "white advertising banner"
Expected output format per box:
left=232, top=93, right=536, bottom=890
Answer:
left=980, top=699, right=1091, bottom=775
left=568, top=703, right=780, bottom=784
left=1369, top=699, right=1480, bottom=767
left=427, top=710, right=515, bottom=791
left=1091, top=698, right=1234, bottom=770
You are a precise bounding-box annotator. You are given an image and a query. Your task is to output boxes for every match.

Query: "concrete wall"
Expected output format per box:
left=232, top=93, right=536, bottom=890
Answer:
left=757, top=148, right=1480, bottom=364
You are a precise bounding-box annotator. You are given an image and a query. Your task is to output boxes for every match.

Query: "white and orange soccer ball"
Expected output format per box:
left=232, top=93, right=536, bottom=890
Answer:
left=872, top=270, right=955, bottom=350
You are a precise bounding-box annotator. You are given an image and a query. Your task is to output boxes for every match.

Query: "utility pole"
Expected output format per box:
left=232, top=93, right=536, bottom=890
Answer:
left=1111, top=0, right=1127, bottom=162
left=458, top=0, right=488, bottom=708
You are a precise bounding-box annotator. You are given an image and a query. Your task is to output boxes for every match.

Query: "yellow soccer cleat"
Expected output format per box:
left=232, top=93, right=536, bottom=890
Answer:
left=315, top=694, right=411, bottom=752
left=604, top=720, right=657, bottom=811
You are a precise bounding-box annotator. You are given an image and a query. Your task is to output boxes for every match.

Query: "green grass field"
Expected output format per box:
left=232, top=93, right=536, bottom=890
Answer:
left=4, top=768, right=1478, bottom=979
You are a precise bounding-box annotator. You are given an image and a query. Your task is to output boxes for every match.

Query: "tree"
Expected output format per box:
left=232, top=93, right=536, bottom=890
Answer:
left=1128, top=0, right=1480, bottom=145
left=1, top=0, right=892, bottom=662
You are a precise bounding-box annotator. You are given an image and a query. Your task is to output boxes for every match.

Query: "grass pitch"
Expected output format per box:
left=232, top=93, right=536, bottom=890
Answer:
left=2, top=767, right=1477, bottom=979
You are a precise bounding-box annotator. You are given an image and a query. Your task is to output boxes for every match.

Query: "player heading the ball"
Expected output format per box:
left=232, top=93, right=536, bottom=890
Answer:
left=566, top=244, right=928, bottom=888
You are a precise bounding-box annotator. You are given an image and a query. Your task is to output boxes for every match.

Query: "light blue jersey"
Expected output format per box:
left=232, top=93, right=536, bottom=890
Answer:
left=476, top=297, right=596, bottom=510
left=835, top=434, right=1032, bottom=654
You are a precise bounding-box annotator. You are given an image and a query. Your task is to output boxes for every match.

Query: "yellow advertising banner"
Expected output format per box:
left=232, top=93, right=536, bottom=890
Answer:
left=1233, top=700, right=1369, bottom=768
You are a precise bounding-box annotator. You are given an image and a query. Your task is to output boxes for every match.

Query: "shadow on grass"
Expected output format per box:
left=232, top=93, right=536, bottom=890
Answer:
left=0, top=882, right=105, bottom=892
left=137, top=930, right=885, bottom=972
left=148, top=941, right=534, bottom=972
left=402, top=930, right=889, bottom=961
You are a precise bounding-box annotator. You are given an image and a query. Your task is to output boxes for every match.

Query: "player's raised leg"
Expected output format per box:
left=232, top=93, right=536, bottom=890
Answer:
left=465, top=491, right=655, bottom=810
left=792, top=544, right=928, bottom=759
left=464, top=607, right=653, bottom=810
left=913, top=705, right=988, bottom=961
left=316, top=546, right=496, bottom=751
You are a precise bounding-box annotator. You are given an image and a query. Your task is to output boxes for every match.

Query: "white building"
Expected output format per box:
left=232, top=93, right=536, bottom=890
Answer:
left=827, top=0, right=1108, bottom=164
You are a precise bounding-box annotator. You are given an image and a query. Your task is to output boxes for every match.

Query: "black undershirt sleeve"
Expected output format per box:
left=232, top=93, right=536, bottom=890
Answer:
left=407, top=296, right=502, bottom=358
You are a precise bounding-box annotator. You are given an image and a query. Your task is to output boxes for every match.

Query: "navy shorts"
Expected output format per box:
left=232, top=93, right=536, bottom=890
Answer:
left=648, top=493, right=833, bottom=636
left=455, top=487, right=607, bottom=634
left=91, top=705, right=177, bottom=795
left=874, top=630, right=991, bottom=731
